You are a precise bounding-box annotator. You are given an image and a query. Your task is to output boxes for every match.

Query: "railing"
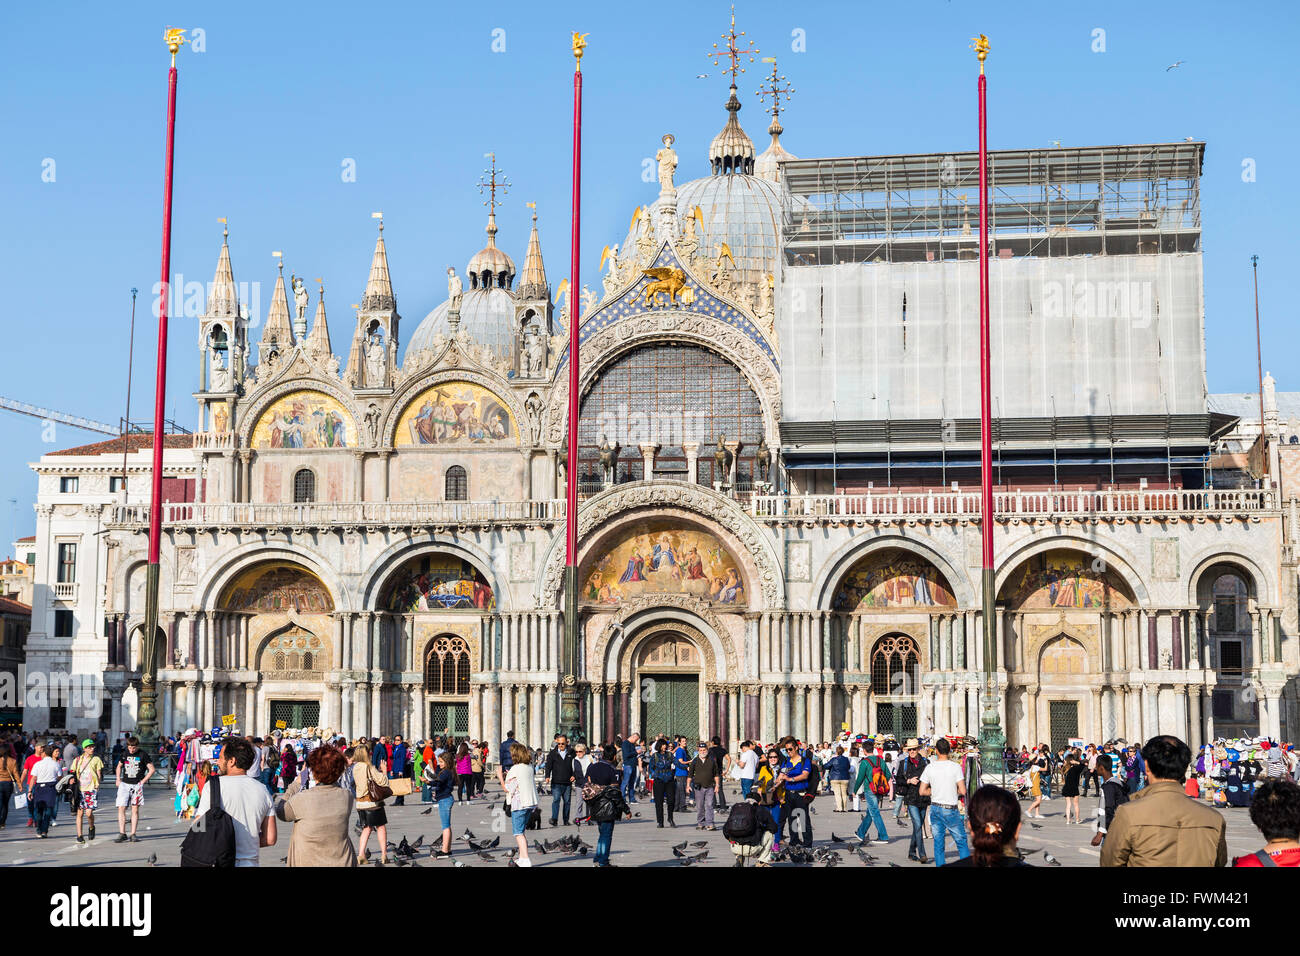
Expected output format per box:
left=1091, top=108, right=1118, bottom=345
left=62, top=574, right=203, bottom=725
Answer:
left=750, top=488, right=1281, bottom=520
left=53, top=581, right=77, bottom=601
left=109, top=499, right=565, bottom=529
left=191, top=431, right=234, bottom=450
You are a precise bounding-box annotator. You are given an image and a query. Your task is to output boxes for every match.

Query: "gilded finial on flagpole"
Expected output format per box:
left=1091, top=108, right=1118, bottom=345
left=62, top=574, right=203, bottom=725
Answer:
left=165, top=26, right=187, bottom=66
left=572, top=31, right=589, bottom=70
left=971, top=34, right=989, bottom=74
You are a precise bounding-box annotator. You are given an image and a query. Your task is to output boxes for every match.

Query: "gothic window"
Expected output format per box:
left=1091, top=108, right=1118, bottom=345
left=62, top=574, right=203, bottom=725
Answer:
left=424, top=636, right=471, bottom=696
left=577, top=343, right=764, bottom=487
left=293, top=469, right=316, bottom=503
left=870, top=634, right=920, bottom=697
left=445, top=466, right=468, bottom=501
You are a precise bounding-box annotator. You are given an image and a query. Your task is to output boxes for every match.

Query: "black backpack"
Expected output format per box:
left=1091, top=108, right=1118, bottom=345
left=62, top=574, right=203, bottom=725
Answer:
left=722, top=801, right=759, bottom=842
left=180, top=776, right=238, bottom=867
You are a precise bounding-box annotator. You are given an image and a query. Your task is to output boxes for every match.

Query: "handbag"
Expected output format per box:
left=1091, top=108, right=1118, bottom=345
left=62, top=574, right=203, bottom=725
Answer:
left=388, top=777, right=413, bottom=797
left=364, top=766, right=393, bottom=803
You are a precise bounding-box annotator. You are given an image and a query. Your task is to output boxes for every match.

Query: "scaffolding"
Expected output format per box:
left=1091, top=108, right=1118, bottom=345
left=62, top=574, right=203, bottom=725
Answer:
left=782, top=142, right=1203, bottom=265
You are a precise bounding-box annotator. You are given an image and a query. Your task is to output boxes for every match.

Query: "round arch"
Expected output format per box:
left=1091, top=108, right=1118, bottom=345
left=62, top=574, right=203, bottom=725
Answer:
left=194, top=542, right=346, bottom=613
left=812, top=533, right=975, bottom=610
left=237, top=378, right=362, bottom=449
left=254, top=621, right=332, bottom=675
left=360, top=537, right=508, bottom=612
left=383, top=370, right=526, bottom=449
left=994, top=534, right=1149, bottom=607
left=544, top=311, right=782, bottom=450
left=1186, top=549, right=1274, bottom=606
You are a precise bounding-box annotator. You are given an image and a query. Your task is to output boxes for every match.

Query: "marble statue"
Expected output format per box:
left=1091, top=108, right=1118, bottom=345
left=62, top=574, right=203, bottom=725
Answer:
left=656, top=133, right=678, bottom=197
left=678, top=208, right=700, bottom=263
left=364, top=403, right=381, bottom=444
left=526, top=329, right=545, bottom=377
left=636, top=206, right=657, bottom=263
left=601, top=244, right=621, bottom=297
left=447, top=266, right=463, bottom=312
left=209, top=349, right=231, bottom=392
left=365, top=332, right=385, bottom=387
left=525, top=393, right=543, bottom=446
left=756, top=436, right=770, bottom=483
left=291, top=274, right=309, bottom=322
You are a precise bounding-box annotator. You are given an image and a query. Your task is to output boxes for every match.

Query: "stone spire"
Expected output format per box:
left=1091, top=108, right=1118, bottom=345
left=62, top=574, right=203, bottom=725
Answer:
left=263, top=260, right=294, bottom=348
left=305, top=283, right=332, bottom=356
left=205, top=223, right=239, bottom=318
left=517, top=205, right=549, bottom=301
left=361, top=220, right=395, bottom=311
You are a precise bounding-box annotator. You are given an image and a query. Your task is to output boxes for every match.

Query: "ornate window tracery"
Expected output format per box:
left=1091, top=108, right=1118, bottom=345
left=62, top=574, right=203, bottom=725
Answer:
left=424, top=636, right=471, bottom=696
left=870, top=634, right=920, bottom=697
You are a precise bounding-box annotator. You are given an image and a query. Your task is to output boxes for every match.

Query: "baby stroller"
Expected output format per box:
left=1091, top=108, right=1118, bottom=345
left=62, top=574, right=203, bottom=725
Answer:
left=1008, top=773, right=1032, bottom=801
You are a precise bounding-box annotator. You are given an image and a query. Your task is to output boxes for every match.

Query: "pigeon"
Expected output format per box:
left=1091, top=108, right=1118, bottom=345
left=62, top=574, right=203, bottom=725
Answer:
left=1044, top=852, right=1061, bottom=866
left=888, top=861, right=901, bottom=867
left=1019, top=845, right=1041, bottom=855
left=486, top=836, right=500, bottom=849
left=532, top=841, right=548, bottom=855
left=452, top=859, right=470, bottom=868
left=393, top=857, right=408, bottom=867
left=476, top=850, right=497, bottom=862
left=691, top=840, right=708, bottom=848
left=1029, top=822, right=1043, bottom=830
left=411, top=835, right=424, bottom=850
left=147, top=853, right=157, bottom=866
left=679, top=855, right=700, bottom=866
left=461, top=828, right=477, bottom=841
left=421, top=808, right=433, bottom=815
left=672, top=841, right=688, bottom=851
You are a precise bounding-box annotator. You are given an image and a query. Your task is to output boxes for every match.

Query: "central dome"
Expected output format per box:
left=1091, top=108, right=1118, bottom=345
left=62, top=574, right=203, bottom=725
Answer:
left=407, top=287, right=515, bottom=358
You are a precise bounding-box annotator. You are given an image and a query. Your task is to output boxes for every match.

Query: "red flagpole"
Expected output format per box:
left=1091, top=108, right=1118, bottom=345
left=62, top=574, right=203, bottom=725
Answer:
left=560, top=32, right=588, bottom=739
left=140, top=28, right=186, bottom=745
left=974, top=34, right=1005, bottom=767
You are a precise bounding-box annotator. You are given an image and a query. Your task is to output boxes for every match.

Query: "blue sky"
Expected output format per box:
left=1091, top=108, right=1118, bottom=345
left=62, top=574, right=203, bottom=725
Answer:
left=1, top=0, right=1295, bottom=545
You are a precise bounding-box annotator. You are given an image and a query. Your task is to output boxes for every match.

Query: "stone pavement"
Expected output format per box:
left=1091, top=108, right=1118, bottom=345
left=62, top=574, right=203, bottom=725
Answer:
left=0, top=779, right=1266, bottom=868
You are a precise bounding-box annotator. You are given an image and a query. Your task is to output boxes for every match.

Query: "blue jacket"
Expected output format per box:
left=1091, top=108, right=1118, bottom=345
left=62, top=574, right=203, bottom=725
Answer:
left=500, top=737, right=519, bottom=771
left=389, top=743, right=408, bottom=775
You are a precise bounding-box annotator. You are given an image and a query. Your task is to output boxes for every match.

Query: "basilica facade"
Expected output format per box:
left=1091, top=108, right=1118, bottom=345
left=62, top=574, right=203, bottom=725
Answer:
left=25, top=71, right=1300, bottom=753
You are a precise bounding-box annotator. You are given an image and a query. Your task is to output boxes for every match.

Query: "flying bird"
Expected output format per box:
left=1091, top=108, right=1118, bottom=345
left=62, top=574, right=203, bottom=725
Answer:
left=696, top=73, right=709, bottom=79
left=1166, top=60, right=1185, bottom=71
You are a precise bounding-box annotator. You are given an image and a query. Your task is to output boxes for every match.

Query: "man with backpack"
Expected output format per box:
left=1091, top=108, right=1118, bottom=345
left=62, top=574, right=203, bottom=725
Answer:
left=852, top=743, right=891, bottom=843
left=725, top=789, right=778, bottom=867
left=190, top=736, right=276, bottom=866
left=1091, top=753, right=1129, bottom=847
left=775, top=737, right=814, bottom=848
left=70, top=740, right=103, bottom=846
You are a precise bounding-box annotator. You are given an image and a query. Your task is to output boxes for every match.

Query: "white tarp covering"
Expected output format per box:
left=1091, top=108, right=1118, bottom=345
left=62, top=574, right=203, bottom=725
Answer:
left=779, top=254, right=1207, bottom=421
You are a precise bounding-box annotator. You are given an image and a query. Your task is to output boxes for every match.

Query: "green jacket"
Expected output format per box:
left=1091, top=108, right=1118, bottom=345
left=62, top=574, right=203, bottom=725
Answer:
left=853, top=754, right=891, bottom=795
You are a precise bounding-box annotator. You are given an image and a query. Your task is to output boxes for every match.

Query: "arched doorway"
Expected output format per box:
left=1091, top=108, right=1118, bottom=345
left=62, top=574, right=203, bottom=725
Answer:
left=259, top=624, right=328, bottom=731
left=1038, top=634, right=1089, bottom=752
left=870, top=634, right=920, bottom=740
left=1198, top=567, right=1256, bottom=736
left=424, top=635, right=471, bottom=737
left=637, top=630, right=702, bottom=741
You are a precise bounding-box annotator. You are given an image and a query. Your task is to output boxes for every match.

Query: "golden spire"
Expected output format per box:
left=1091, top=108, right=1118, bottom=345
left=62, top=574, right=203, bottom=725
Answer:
left=572, top=31, right=589, bottom=70
left=971, top=34, right=990, bottom=74
left=164, top=27, right=187, bottom=66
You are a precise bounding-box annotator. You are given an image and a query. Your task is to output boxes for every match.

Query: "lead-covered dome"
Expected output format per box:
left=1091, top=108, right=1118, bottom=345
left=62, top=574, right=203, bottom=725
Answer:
left=407, top=286, right=515, bottom=358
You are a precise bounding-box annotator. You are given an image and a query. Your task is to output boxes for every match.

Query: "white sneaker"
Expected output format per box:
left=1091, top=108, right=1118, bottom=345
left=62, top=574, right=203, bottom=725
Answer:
left=515, top=857, right=533, bottom=867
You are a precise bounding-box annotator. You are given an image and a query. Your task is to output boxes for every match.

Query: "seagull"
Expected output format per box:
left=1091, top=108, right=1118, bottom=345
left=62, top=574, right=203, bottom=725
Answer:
left=1166, top=59, right=1185, bottom=71
left=696, top=73, right=709, bottom=79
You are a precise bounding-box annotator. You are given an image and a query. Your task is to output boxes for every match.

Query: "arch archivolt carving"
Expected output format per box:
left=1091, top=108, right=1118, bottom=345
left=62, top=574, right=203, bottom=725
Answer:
left=1024, top=614, right=1099, bottom=677
left=544, top=312, right=781, bottom=449
left=589, top=595, right=739, bottom=685
left=813, top=532, right=974, bottom=609
left=536, top=482, right=783, bottom=610
left=994, top=533, right=1149, bottom=606
left=858, top=621, right=931, bottom=672
left=1186, top=548, right=1273, bottom=606
left=618, top=620, right=714, bottom=685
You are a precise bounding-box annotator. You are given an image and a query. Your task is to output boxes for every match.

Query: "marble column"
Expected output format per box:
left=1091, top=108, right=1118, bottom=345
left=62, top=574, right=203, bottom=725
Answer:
left=1091, top=686, right=1103, bottom=744
left=1025, top=684, right=1039, bottom=746
left=683, top=442, right=701, bottom=485
left=638, top=443, right=658, bottom=481
left=807, top=686, right=821, bottom=743
left=341, top=680, right=354, bottom=739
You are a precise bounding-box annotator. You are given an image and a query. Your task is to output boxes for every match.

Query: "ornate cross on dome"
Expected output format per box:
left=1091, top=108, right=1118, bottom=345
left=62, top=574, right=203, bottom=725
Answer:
left=708, top=5, right=759, bottom=85
left=756, top=58, right=794, bottom=125
left=478, top=152, right=510, bottom=219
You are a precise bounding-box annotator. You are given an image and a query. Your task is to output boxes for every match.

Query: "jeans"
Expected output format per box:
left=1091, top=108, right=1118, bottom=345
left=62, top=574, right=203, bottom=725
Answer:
left=621, top=765, right=638, bottom=803
left=437, top=795, right=454, bottom=832
left=694, top=786, right=715, bottom=828
left=421, top=783, right=433, bottom=803
left=510, top=807, right=532, bottom=836
left=715, top=780, right=728, bottom=810
left=260, top=769, right=274, bottom=795
left=33, top=797, right=53, bottom=835
left=930, top=806, right=969, bottom=867
left=652, top=779, right=675, bottom=825
left=673, top=776, right=688, bottom=811
left=855, top=791, right=889, bottom=841
left=594, top=820, right=615, bottom=865
left=739, top=778, right=753, bottom=799
left=907, top=804, right=927, bottom=859
left=550, top=784, right=572, bottom=824
left=782, top=792, right=812, bottom=847
left=0, top=782, right=11, bottom=826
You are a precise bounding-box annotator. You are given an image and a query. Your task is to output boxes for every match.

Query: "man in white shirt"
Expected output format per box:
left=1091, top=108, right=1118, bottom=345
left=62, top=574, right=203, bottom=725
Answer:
left=918, top=737, right=969, bottom=866
left=737, top=740, right=759, bottom=798
left=196, top=736, right=275, bottom=867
